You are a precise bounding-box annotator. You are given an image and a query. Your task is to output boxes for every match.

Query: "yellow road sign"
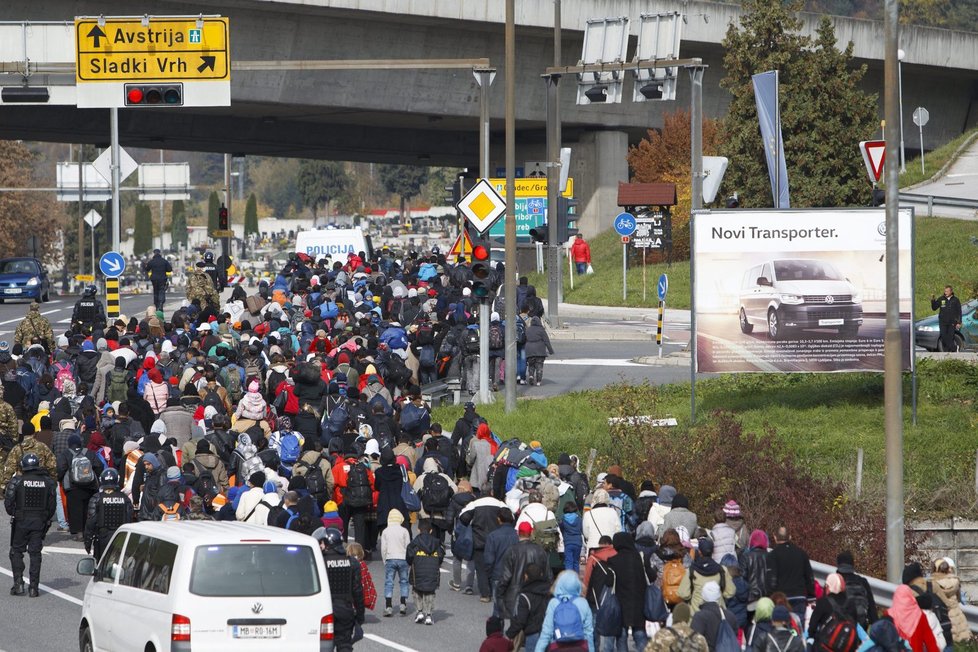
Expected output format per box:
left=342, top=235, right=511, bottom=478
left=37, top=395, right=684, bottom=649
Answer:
left=211, top=229, right=234, bottom=238
left=74, top=274, right=95, bottom=282
left=457, top=179, right=507, bottom=234
left=75, top=17, right=230, bottom=82
left=484, top=178, right=574, bottom=198
left=447, top=230, right=474, bottom=259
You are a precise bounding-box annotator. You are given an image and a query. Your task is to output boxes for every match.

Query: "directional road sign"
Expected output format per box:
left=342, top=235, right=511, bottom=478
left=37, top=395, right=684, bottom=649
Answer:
left=657, top=273, right=669, bottom=301
left=859, top=140, right=886, bottom=184
left=614, top=212, right=637, bottom=237
left=83, top=209, right=102, bottom=228
left=99, top=251, right=126, bottom=278
left=74, top=16, right=231, bottom=108
left=457, top=179, right=507, bottom=235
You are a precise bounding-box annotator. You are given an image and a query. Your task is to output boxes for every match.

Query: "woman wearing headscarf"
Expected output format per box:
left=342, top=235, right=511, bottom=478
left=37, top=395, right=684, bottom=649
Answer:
left=375, top=448, right=409, bottom=536
left=808, top=572, right=860, bottom=640
left=466, top=422, right=496, bottom=494
left=887, top=584, right=941, bottom=652
left=533, top=570, right=594, bottom=652
left=741, top=529, right=771, bottom=617
left=234, top=379, right=268, bottom=424
left=746, top=597, right=776, bottom=652
left=931, top=557, right=970, bottom=644
left=142, top=368, right=169, bottom=415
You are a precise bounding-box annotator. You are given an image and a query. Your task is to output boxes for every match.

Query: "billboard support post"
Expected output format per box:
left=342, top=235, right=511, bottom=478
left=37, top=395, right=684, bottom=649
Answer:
left=689, top=214, right=697, bottom=423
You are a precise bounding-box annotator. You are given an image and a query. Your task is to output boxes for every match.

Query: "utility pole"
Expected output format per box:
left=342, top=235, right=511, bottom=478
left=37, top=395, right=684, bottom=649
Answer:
left=546, top=0, right=562, bottom=327
left=689, top=66, right=704, bottom=422
left=883, top=0, right=905, bottom=585
left=110, top=108, right=121, bottom=253
left=77, top=144, right=84, bottom=275
left=504, top=0, right=518, bottom=412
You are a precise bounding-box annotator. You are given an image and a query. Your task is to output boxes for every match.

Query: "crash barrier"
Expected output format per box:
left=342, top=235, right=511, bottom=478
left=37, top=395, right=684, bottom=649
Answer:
left=421, top=378, right=462, bottom=407
left=811, top=559, right=978, bottom=633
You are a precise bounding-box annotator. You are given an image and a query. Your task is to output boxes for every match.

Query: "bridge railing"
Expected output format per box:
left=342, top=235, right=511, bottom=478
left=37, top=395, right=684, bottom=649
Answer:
left=811, top=560, right=978, bottom=633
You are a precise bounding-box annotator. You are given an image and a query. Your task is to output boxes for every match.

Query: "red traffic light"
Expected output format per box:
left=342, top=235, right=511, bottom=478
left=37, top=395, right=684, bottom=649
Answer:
left=127, top=87, right=144, bottom=104
left=472, top=244, right=489, bottom=261
left=124, top=83, right=184, bottom=107
left=218, top=206, right=229, bottom=230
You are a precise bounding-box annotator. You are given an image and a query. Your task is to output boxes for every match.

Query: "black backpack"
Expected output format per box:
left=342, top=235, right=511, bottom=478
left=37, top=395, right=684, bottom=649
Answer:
left=463, top=329, right=480, bottom=354
left=416, top=323, right=435, bottom=346
left=911, top=582, right=952, bottom=643
left=297, top=454, right=328, bottom=497
left=201, top=386, right=227, bottom=415
left=343, top=462, right=373, bottom=508
left=385, top=355, right=412, bottom=388
left=842, top=577, right=870, bottom=628
left=488, top=323, right=504, bottom=349
left=420, top=473, right=452, bottom=512
left=192, top=461, right=218, bottom=497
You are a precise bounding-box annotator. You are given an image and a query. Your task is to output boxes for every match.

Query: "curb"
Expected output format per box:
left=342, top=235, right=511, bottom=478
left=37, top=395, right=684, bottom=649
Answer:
left=633, top=353, right=691, bottom=366
left=548, top=329, right=658, bottom=341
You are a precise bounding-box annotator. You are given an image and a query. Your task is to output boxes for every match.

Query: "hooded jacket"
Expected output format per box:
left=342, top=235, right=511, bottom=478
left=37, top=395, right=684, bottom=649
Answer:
left=931, top=571, right=969, bottom=642
left=606, top=533, right=650, bottom=629
left=679, top=548, right=736, bottom=613
left=406, top=531, right=444, bottom=593
left=582, top=503, right=622, bottom=551
left=535, top=571, right=594, bottom=652
left=647, top=484, right=676, bottom=530
left=506, top=577, right=551, bottom=640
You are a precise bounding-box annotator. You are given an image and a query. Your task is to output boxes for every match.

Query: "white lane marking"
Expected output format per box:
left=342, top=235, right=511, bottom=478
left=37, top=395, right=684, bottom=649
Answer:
left=547, top=358, right=646, bottom=367
left=0, top=564, right=84, bottom=605
left=41, top=309, right=63, bottom=315
left=363, top=633, right=420, bottom=652
left=42, top=546, right=89, bottom=555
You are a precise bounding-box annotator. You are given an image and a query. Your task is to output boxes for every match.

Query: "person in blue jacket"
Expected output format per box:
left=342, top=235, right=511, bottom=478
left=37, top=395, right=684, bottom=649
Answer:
left=535, top=570, right=594, bottom=651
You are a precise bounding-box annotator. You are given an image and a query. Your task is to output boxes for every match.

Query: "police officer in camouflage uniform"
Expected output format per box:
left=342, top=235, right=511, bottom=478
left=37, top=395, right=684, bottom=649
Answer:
left=4, top=452, right=57, bottom=597
left=71, top=285, right=106, bottom=334
left=1, top=423, right=56, bottom=487
left=14, top=303, right=54, bottom=352
left=84, top=469, right=133, bottom=560
left=314, top=527, right=364, bottom=652
left=186, top=268, right=220, bottom=310
left=0, top=384, right=21, bottom=461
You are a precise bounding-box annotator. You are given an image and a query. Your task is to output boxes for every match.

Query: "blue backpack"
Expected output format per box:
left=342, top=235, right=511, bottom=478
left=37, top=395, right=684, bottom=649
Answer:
left=451, top=520, right=474, bottom=561
left=326, top=400, right=349, bottom=437
left=400, top=403, right=430, bottom=436
left=319, top=301, right=339, bottom=320
left=278, top=432, right=301, bottom=465
left=553, top=595, right=586, bottom=642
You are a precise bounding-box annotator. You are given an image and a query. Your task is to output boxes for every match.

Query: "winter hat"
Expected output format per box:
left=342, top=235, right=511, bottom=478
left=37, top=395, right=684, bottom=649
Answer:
left=59, top=417, right=77, bottom=431
left=596, top=472, right=608, bottom=485
left=248, top=379, right=260, bottom=393
left=672, top=603, right=693, bottom=625
left=142, top=452, right=160, bottom=469
left=701, top=581, right=722, bottom=603
left=557, top=453, right=572, bottom=466
left=723, top=500, right=742, bottom=518
left=67, top=434, right=82, bottom=448
left=56, top=334, right=69, bottom=348
left=0, top=341, right=9, bottom=352
left=151, top=420, right=167, bottom=435
left=720, top=553, right=739, bottom=568
left=697, top=537, right=714, bottom=557
left=323, top=500, right=339, bottom=518
left=123, top=440, right=140, bottom=454
left=263, top=481, right=277, bottom=494
left=826, top=572, right=846, bottom=595
left=657, top=484, right=677, bottom=506
left=387, top=509, right=405, bottom=525
left=517, top=521, right=533, bottom=537
left=636, top=521, right=657, bottom=541
left=363, top=438, right=380, bottom=458
left=166, top=466, right=182, bottom=481
left=671, top=494, right=689, bottom=509
left=529, top=440, right=542, bottom=450
left=407, top=288, right=418, bottom=298
left=380, top=448, right=396, bottom=466
left=771, top=606, right=792, bottom=623
left=196, top=439, right=211, bottom=454
left=81, top=340, right=94, bottom=352
left=749, top=529, right=769, bottom=549
left=249, top=471, right=267, bottom=487
left=591, top=489, right=610, bottom=505
left=490, top=311, right=500, bottom=321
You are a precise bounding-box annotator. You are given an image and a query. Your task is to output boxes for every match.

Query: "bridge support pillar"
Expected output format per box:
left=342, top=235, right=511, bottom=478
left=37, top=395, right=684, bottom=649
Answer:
left=572, top=130, right=629, bottom=238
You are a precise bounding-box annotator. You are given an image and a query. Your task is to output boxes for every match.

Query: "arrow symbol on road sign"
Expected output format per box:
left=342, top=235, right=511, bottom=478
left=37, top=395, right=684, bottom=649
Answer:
left=105, top=259, right=121, bottom=273
left=87, top=25, right=106, bottom=48
left=197, top=56, right=216, bottom=73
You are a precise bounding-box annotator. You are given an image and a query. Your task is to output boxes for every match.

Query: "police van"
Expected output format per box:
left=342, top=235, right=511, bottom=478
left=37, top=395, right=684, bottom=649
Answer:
left=76, top=521, right=334, bottom=651
left=295, top=228, right=373, bottom=262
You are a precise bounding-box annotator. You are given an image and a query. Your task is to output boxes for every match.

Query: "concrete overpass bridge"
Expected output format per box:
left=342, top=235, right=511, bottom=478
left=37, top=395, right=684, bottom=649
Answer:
left=1, top=0, right=976, bottom=234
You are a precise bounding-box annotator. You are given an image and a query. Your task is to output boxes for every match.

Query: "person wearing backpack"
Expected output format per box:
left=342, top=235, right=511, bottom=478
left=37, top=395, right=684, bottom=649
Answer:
left=808, top=573, right=861, bottom=651
left=534, top=570, right=594, bottom=652
left=56, top=433, right=103, bottom=540
left=887, top=584, right=941, bottom=652
left=192, top=439, right=229, bottom=493
left=269, top=416, right=304, bottom=477
left=759, top=606, right=806, bottom=652
left=691, top=581, right=740, bottom=652
left=679, top=538, right=736, bottom=613
left=294, top=440, right=336, bottom=507
left=414, top=457, right=456, bottom=540
left=333, top=450, right=375, bottom=550
left=505, top=562, right=550, bottom=652
left=602, top=532, right=651, bottom=652
left=835, top=551, right=878, bottom=632
left=649, top=603, right=710, bottom=652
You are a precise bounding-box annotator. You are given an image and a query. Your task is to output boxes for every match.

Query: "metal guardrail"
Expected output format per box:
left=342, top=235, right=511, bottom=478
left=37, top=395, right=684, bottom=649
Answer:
left=812, top=560, right=978, bottom=633
left=899, top=193, right=978, bottom=215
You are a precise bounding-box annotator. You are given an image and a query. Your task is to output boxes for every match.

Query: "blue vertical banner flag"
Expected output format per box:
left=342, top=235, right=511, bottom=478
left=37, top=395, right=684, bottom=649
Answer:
left=752, top=70, right=790, bottom=208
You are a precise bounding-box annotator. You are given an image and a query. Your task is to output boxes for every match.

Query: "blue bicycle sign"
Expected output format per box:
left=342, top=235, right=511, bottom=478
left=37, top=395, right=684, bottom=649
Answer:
left=613, top=212, right=637, bottom=237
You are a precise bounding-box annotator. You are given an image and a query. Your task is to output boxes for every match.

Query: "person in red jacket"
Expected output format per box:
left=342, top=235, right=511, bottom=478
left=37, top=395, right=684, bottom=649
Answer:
left=570, top=234, right=591, bottom=275
left=888, top=584, right=941, bottom=652
left=479, top=616, right=514, bottom=652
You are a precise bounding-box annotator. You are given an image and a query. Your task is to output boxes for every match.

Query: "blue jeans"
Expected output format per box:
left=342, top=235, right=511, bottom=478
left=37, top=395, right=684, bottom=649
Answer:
left=576, top=262, right=587, bottom=275
left=600, top=627, right=648, bottom=652
left=55, top=488, right=69, bottom=529
left=525, top=632, right=540, bottom=652
left=384, top=559, right=410, bottom=599
left=564, top=543, right=582, bottom=571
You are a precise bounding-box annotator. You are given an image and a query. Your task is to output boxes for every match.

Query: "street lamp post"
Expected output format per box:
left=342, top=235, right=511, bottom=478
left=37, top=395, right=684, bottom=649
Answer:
left=898, top=48, right=906, bottom=173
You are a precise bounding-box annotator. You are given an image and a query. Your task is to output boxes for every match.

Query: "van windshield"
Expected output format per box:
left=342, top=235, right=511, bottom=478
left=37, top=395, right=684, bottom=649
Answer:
left=190, top=544, right=321, bottom=597
left=773, top=260, right=844, bottom=282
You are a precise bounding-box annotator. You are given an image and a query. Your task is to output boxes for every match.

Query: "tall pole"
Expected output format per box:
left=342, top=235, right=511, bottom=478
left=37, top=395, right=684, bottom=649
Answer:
left=504, top=0, right=517, bottom=413
left=898, top=50, right=906, bottom=173
left=110, top=108, right=121, bottom=254
left=476, top=70, right=493, bottom=180
left=546, top=75, right=560, bottom=327
left=884, top=0, right=905, bottom=585
left=77, top=144, right=84, bottom=276
left=476, top=68, right=493, bottom=407
left=554, top=0, right=563, bottom=306
left=224, top=152, right=232, bottom=265
left=689, top=66, right=704, bottom=423
left=159, top=149, right=165, bottom=250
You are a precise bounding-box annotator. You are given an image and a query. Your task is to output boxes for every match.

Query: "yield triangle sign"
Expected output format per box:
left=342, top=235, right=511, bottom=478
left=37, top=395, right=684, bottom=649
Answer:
left=859, top=140, right=886, bottom=183
left=447, top=229, right=474, bottom=259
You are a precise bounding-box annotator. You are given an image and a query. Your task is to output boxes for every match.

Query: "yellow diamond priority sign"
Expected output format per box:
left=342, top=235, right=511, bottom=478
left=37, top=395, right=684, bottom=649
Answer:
left=457, top=179, right=507, bottom=235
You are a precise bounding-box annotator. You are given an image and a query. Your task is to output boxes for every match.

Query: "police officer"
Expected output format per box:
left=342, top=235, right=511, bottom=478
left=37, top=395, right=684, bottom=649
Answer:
left=313, top=527, right=364, bottom=652
left=931, top=285, right=963, bottom=352
left=4, top=453, right=57, bottom=597
left=198, top=251, right=226, bottom=293
left=84, top=469, right=133, bottom=560
left=71, top=285, right=106, bottom=334
left=143, top=249, right=173, bottom=312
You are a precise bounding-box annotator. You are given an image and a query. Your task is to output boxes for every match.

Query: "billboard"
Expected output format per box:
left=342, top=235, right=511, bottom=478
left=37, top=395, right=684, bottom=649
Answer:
left=693, top=209, right=913, bottom=373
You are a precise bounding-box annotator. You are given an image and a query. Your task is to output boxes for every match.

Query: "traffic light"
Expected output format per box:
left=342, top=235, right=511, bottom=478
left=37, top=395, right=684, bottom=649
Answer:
left=218, top=205, right=229, bottom=231
left=471, top=241, right=492, bottom=302
left=444, top=178, right=461, bottom=206
left=555, top=196, right=579, bottom=243
left=124, top=83, right=183, bottom=106
left=528, top=225, right=548, bottom=243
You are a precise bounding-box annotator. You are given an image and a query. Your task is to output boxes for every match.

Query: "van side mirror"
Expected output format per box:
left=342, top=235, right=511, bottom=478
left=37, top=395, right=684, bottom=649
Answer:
left=77, top=557, right=96, bottom=576
left=756, top=276, right=771, bottom=287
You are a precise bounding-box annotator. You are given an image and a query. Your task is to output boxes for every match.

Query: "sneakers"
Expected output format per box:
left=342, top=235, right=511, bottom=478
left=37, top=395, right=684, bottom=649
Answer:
left=479, top=596, right=492, bottom=603
left=463, top=587, right=474, bottom=595
left=399, top=603, right=407, bottom=616
left=424, top=615, right=434, bottom=626
left=415, top=612, right=425, bottom=624
left=9, top=582, right=24, bottom=596
left=449, top=581, right=461, bottom=592
left=384, top=606, right=393, bottom=617
left=27, top=585, right=39, bottom=598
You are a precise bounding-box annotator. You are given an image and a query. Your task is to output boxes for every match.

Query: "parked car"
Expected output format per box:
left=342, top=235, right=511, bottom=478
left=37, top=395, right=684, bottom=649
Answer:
left=0, top=257, right=50, bottom=303
left=76, top=521, right=334, bottom=652
left=739, top=258, right=863, bottom=340
left=914, top=297, right=978, bottom=351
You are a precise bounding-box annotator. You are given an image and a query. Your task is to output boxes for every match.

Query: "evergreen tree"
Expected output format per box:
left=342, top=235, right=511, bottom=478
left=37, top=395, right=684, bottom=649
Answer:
left=133, top=203, right=153, bottom=255
left=297, top=160, right=349, bottom=224
left=378, top=164, right=429, bottom=224
left=244, top=193, right=259, bottom=235
left=170, top=199, right=187, bottom=249
left=207, top=191, right=220, bottom=234
left=720, top=0, right=877, bottom=208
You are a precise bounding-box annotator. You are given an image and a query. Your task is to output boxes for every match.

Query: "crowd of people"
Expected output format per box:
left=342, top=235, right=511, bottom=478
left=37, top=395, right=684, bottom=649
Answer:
left=0, top=244, right=973, bottom=652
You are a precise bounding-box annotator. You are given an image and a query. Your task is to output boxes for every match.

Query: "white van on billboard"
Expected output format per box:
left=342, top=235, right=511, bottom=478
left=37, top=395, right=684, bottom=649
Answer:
left=693, top=208, right=913, bottom=373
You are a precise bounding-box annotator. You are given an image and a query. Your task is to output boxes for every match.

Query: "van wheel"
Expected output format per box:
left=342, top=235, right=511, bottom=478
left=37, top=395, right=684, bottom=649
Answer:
left=739, top=308, right=753, bottom=334
left=767, top=309, right=784, bottom=340
left=79, top=627, right=93, bottom=652
left=144, top=644, right=156, bottom=652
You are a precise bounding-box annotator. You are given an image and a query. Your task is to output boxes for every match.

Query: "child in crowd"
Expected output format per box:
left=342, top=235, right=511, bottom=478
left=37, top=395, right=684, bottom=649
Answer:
left=346, top=542, right=377, bottom=612
left=406, top=519, right=445, bottom=625
left=559, top=501, right=582, bottom=571
left=380, top=508, right=411, bottom=617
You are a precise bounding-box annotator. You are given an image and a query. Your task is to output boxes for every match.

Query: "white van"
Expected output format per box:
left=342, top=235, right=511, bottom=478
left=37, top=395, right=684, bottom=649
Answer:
left=76, top=521, right=333, bottom=652
left=295, top=228, right=372, bottom=261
